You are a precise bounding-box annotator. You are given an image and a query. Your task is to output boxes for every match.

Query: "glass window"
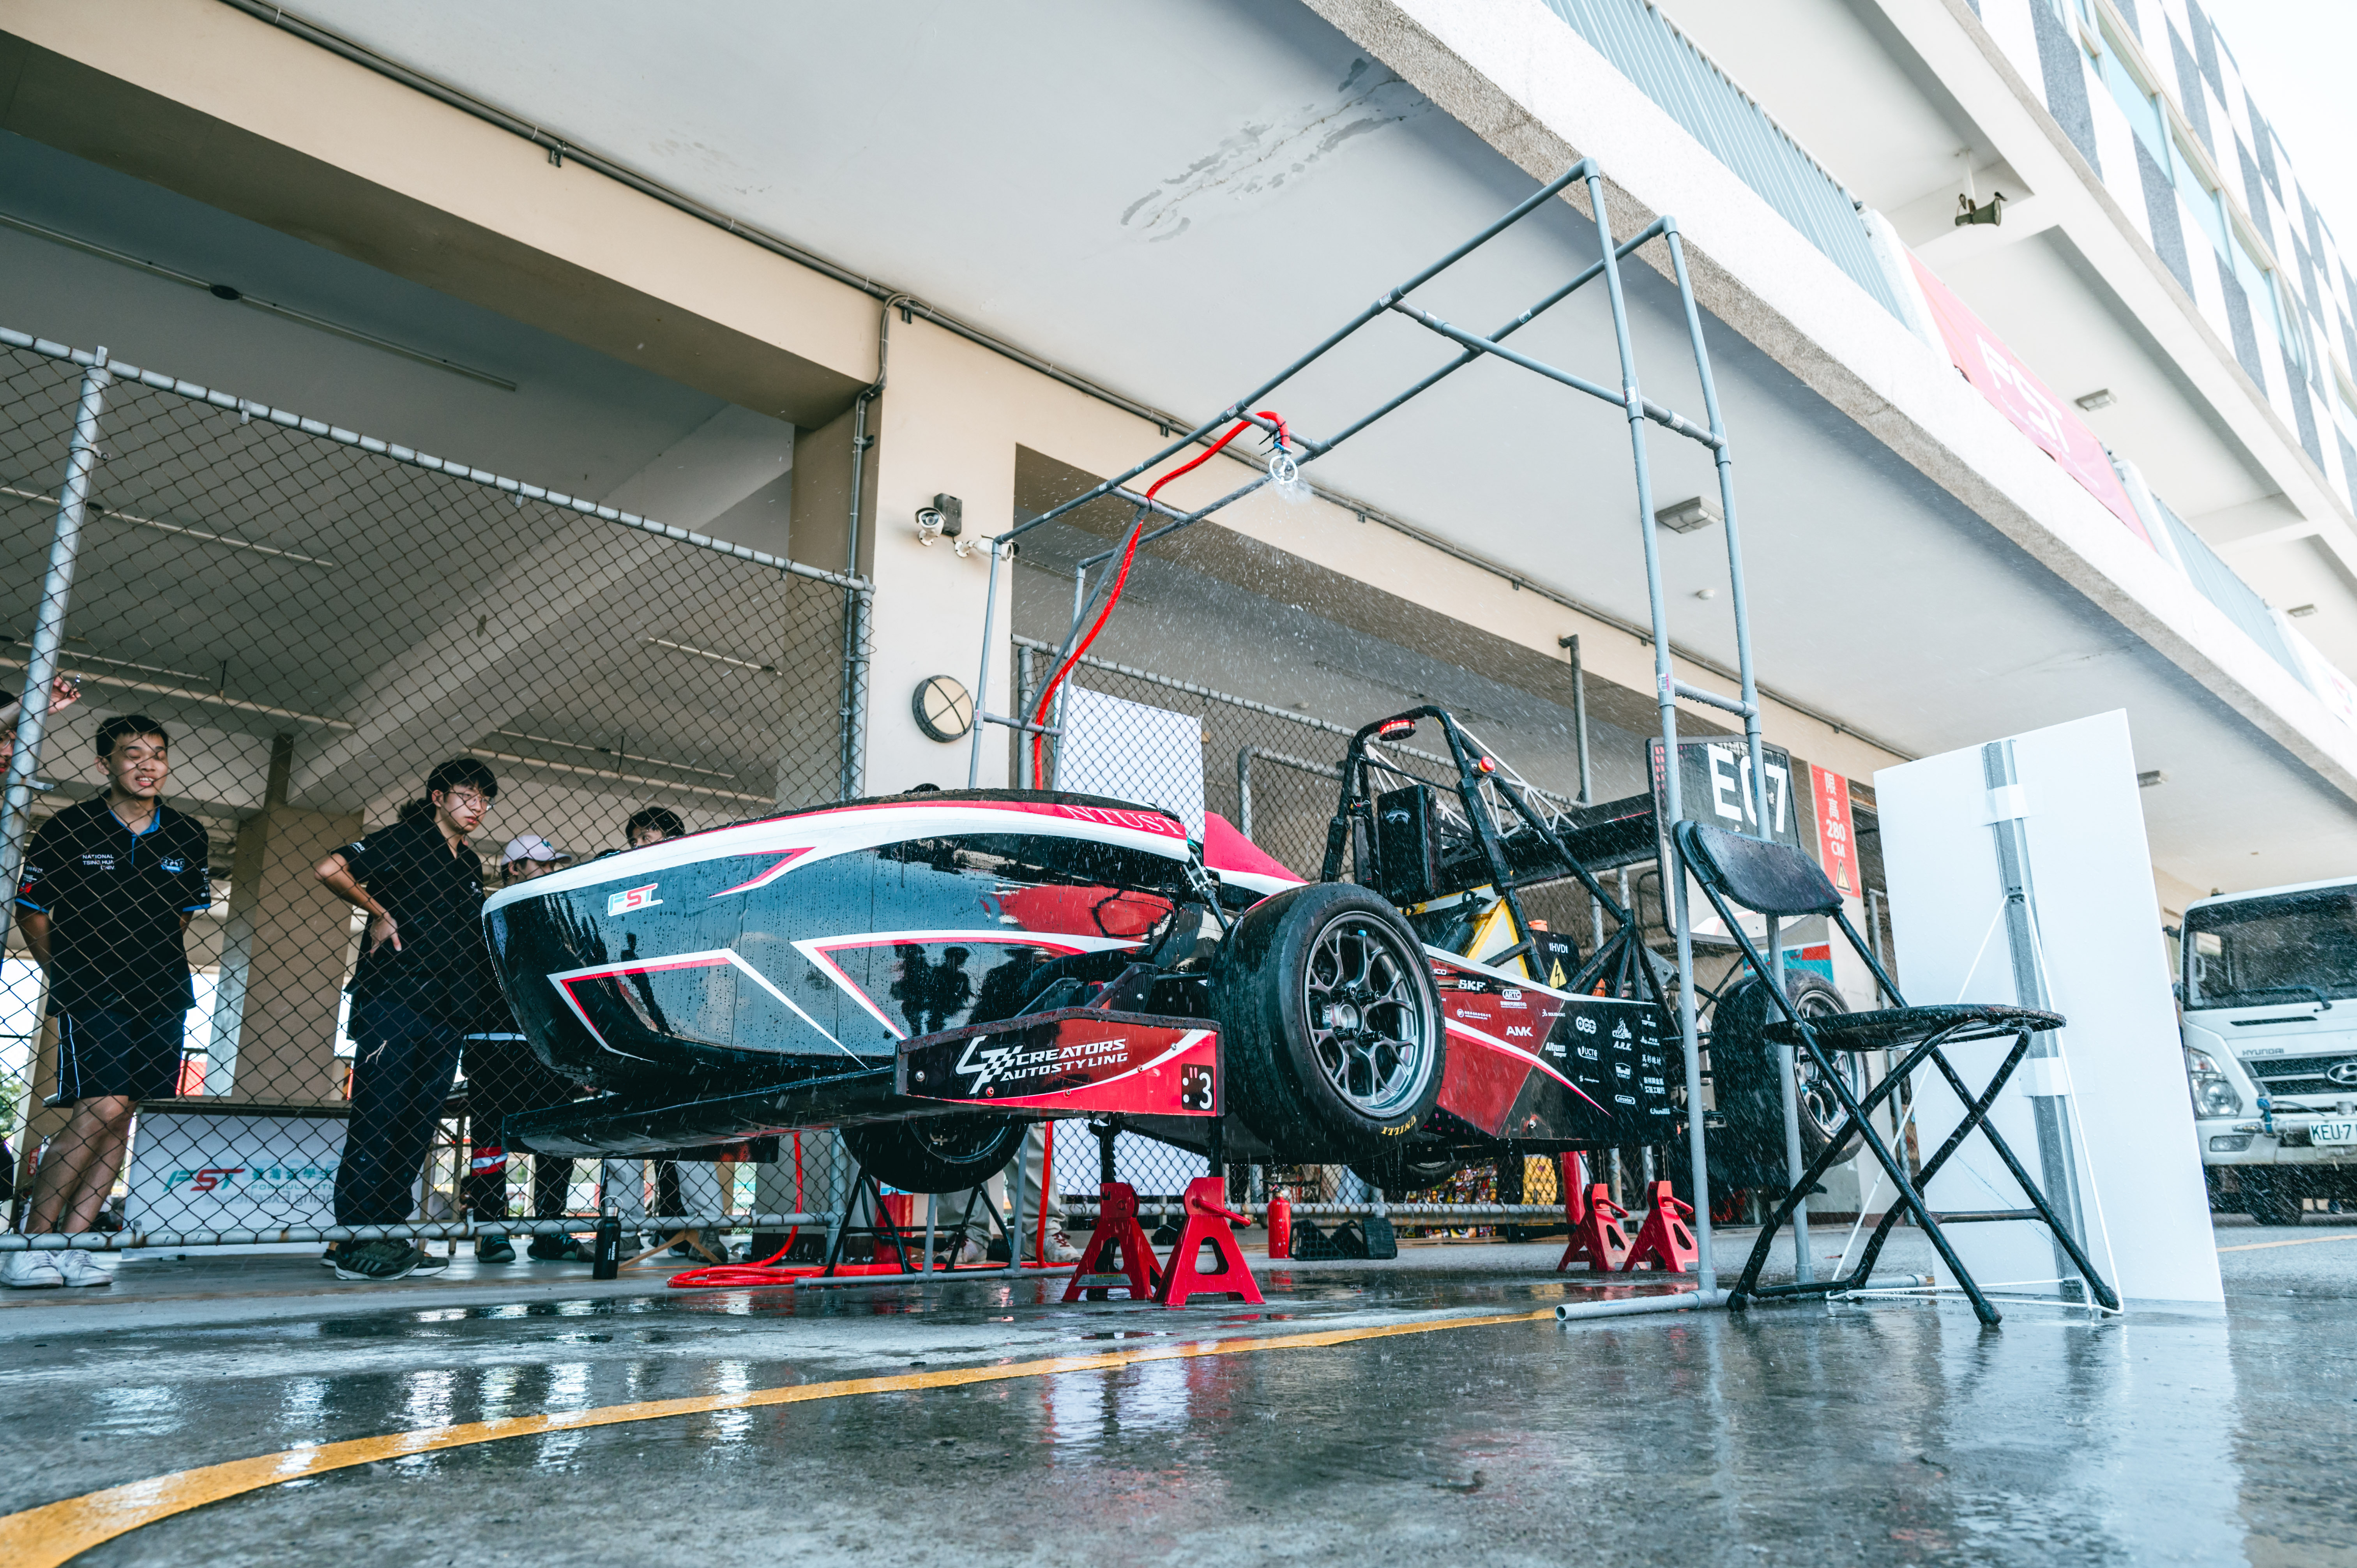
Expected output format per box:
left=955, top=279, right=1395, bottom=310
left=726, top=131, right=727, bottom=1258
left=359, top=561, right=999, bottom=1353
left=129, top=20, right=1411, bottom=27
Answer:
left=2096, top=24, right=2170, bottom=168
left=2183, top=887, right=2357, bottom=1007
left=2230, top=228, right=2282, bottom=347
left=2174, top=134, right=2230, bottom=260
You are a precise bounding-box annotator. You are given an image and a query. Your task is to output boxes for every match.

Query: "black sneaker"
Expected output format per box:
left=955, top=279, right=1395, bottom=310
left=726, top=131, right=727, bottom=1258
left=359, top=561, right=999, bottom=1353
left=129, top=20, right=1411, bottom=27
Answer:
left=475, top=1234, right=516, bottom=1264
left=528, top=1235, right=591, bottom=1263
left=332, top=1240, right=423, bottom=1281
left=410, top=1247, right=449, bottom=1275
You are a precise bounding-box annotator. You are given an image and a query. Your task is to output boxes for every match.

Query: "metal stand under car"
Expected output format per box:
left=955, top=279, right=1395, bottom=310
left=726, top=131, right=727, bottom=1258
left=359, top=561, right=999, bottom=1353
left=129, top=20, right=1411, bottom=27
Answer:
left=969, top=158, right=1795, bottom=1320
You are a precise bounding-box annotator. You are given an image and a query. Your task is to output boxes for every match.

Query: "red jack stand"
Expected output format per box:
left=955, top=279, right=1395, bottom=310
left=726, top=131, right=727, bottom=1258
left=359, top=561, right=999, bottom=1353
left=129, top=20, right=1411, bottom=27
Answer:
left=1557, top=1178, right=1634, bottom=1273
left=1154, top=1176, right=1264, bottom=1309
left=1062, top=1181, right=1163, bottom=1302
left=1620, top=1180, right=1700, bottom=1273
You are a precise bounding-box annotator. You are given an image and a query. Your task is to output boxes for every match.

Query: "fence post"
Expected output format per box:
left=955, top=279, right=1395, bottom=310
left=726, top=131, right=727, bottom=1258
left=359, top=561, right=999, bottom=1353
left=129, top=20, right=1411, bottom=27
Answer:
left=0, top=349, right=110, bottom=950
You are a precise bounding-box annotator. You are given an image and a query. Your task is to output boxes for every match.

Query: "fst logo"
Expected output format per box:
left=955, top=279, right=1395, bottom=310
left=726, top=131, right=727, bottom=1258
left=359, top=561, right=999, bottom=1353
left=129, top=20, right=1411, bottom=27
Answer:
left=165, top=1167, right=246, bottom=1192
left=607, top=883, right=662, bottom=917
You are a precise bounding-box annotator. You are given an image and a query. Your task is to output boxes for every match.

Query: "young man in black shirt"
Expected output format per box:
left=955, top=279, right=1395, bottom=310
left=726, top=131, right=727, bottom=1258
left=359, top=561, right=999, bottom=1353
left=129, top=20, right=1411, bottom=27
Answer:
left=313, top=758, right=500, bottom=1282
left=4, top=715, right=210, bottom=1289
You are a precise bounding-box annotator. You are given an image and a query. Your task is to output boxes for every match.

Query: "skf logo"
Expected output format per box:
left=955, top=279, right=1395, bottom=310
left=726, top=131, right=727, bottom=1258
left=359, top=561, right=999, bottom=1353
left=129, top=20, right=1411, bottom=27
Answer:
left=607, top=883, right=662, bottom=916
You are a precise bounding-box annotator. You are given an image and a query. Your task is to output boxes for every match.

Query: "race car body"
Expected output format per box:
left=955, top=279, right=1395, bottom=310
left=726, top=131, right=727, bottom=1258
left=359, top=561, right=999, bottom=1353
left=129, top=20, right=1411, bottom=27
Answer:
left=486, top=770, right=1673, bottom=1185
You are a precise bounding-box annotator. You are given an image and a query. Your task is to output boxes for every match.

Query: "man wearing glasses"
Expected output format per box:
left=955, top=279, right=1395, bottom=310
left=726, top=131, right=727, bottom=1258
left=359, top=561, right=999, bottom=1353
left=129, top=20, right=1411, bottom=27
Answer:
left=313, top=758, right=501, bottom=1281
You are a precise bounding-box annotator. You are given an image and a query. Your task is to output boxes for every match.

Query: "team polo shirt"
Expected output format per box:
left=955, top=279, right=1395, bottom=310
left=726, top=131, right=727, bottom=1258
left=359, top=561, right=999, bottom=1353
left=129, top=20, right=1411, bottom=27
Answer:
left=341, top=814, right=497, bottom=1025
left=15, top=796, right=211, bottom=1017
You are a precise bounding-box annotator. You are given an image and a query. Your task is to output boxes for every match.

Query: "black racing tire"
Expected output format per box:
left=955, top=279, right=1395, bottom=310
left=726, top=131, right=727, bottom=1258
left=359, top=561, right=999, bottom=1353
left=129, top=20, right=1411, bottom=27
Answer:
left=1706, top=971, right=1861, bottom=1190
left=2241, top=1170, right=2305, bottom=1228
left=1349, top=1143, right=1462, bottom=1199
left=840, top=1115, right=1026, bottom=1194
left=1211, top=882, right=1445, bottom=1162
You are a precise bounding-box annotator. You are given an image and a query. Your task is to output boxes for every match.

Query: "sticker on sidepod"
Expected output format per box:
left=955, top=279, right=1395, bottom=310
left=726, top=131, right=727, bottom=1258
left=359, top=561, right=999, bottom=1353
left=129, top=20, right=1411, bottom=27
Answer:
left=606, top=883, right=662, bottom=916
left=899, top=1012, right=1219, bottom=1116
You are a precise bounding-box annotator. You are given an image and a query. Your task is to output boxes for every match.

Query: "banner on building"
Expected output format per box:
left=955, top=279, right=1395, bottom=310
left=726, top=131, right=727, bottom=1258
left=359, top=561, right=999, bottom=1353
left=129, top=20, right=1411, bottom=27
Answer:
left=1909, top=254, right=2150, bottom=547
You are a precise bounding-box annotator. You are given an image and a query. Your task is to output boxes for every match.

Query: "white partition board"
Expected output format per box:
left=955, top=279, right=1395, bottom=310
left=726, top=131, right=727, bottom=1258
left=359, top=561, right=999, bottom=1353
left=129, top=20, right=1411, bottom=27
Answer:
left=1877, top=710, right=2220, bottom=1307
left=1057, top=685, right=1205, bottom=836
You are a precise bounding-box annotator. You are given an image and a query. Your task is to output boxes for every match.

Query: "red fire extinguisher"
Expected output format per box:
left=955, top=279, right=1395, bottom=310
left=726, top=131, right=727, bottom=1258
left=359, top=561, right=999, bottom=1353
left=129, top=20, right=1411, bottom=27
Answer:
left=1266, top=1190, right=1292, bottom=1261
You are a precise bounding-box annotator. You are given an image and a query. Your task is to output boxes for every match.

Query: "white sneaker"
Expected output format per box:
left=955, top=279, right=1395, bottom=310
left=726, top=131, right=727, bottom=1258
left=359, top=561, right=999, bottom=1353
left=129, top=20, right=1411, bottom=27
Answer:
left=1034, top=1233, right=1082, bottom=1264
left=1, top=1250, right=66, bottom=1289
left=53, top=1249, right=111, bottom=1287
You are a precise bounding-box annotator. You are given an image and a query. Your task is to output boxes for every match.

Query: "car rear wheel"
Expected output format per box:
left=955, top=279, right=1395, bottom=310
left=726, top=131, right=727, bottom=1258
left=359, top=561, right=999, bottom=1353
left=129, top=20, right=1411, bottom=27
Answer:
left=1212, top=883, right=1445, bottom=1162
left=840, top=1114, right=1025, bottom=1194
left=1706, top=972, right=1861, bottom=1191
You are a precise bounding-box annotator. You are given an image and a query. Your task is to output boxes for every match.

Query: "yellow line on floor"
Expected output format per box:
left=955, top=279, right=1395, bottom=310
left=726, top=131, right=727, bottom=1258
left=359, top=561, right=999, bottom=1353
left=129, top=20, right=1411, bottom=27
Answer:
left=2217, top=1231, right=2357, bottom=1253
left=0, top=1305, right=1559, bottom=1567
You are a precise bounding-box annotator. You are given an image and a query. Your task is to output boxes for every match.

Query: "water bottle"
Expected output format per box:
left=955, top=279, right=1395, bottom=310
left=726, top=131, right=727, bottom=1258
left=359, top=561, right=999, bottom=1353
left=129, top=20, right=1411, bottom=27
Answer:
left=592, top=1202, right=622, bottom=1280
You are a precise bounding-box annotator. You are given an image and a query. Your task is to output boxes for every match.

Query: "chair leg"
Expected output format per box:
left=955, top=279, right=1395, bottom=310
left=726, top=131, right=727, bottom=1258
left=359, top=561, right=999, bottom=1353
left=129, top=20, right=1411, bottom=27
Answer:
left=1744, top=1037, right=1998, bottom=1320
left=1849, top=1031, right=2029, bottom=1286
left=1730, top=1042, right=1918, bottom=1307
left=1921, top=1039, right=2120, bottom=1312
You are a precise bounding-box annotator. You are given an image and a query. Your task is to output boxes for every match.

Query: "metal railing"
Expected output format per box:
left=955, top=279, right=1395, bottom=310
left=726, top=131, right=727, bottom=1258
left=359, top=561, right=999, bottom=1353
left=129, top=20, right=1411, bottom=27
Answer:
left=1541, top=0, right=1909, bottom=322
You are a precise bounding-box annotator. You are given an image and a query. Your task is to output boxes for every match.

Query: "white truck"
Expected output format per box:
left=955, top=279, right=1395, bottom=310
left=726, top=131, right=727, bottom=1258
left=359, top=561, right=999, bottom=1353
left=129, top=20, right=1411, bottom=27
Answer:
left=2180, top=877, right=2357, bottom=1225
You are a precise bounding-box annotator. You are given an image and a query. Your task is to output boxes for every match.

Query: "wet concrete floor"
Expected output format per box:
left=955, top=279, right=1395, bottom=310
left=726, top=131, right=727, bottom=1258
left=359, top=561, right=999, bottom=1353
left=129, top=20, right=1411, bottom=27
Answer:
left=3, top=1219, right=2353, bottom=1565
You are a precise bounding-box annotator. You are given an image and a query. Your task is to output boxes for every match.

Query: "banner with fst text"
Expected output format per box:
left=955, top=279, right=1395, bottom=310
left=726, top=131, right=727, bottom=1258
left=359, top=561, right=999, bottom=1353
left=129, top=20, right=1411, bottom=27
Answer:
left=124, top=1108, right=345, bottom=1234
left=1909, top=253, right=2151, bottom=547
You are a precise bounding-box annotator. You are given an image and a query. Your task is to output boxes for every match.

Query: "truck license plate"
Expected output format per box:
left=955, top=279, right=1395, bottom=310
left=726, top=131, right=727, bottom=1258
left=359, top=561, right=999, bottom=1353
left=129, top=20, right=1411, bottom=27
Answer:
left=2312, top=1120, right=2357, bottom=1146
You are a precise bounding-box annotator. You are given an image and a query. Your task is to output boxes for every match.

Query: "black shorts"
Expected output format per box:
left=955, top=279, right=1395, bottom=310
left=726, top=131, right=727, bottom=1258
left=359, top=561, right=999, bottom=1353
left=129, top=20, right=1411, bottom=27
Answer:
left=57, top=1010, right=186, bottom=1102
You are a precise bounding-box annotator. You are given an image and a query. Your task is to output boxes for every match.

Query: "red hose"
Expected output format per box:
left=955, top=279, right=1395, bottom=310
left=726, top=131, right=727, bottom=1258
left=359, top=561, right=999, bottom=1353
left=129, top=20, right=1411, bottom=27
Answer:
left=668, top=1131, right=805, bottom=1289
left=1030, top=413, right=1288, bottom=781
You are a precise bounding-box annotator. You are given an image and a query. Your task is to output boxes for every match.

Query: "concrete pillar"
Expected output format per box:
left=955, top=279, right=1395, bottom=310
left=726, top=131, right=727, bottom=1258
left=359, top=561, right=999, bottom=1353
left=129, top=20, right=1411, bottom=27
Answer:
left=207, top=735, right=363, bottom=1104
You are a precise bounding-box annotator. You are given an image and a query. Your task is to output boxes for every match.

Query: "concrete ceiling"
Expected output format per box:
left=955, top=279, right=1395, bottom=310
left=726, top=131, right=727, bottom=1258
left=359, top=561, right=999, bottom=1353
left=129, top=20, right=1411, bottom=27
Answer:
left=11, top=0, right=2355, bottom=899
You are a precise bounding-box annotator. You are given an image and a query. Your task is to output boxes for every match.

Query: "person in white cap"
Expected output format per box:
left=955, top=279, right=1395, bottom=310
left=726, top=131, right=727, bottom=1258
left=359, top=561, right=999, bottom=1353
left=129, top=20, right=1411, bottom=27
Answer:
left=500, top=834, right=571, bottom=876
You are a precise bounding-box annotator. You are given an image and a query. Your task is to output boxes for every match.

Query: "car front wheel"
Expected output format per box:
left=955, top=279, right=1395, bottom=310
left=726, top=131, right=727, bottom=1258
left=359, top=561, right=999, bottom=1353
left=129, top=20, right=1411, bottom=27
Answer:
left=1212, top=882, right=1446, bottom=1162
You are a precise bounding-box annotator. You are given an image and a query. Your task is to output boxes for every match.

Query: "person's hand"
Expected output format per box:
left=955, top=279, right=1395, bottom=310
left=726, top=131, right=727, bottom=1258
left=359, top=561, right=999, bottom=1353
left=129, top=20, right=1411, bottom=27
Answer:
left=367, top=911, right=402, bottom=954
left=47, top=675, right=80, bottom=715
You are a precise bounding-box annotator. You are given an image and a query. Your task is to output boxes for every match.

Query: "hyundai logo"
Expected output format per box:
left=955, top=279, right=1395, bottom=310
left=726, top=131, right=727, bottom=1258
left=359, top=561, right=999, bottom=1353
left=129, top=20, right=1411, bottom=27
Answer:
left=2328, top=1061, right=2357, bottom=1087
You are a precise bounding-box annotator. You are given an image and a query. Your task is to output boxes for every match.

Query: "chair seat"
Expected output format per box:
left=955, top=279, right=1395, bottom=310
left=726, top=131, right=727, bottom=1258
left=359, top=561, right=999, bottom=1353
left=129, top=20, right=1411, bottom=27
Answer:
left=1763, top=1003, right=2065, bottom=1052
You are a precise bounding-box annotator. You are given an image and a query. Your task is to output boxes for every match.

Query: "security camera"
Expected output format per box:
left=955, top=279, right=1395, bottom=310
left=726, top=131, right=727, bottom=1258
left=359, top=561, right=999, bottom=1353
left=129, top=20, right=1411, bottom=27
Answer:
left=915, top=493, right=963, bottom=546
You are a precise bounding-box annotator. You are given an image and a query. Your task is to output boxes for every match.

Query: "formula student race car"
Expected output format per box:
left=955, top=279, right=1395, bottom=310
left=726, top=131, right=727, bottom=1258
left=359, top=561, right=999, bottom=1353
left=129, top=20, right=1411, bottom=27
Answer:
left=488, top=707, right=1681, bottom=1195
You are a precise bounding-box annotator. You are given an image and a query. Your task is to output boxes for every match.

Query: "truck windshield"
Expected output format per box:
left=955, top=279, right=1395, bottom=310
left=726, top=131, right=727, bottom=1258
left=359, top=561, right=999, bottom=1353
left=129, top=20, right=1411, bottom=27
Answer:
left=2183, top=886, right=2357, bottom=1008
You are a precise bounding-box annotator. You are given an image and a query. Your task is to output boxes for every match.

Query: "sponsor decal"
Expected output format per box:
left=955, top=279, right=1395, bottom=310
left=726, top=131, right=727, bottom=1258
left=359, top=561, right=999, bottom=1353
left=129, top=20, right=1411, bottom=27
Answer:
left=161, top=856, right=188, bottom=873
left=956, top=1031, right=1134, bottom=1095
left=607, top=882, right=663, bottom=916
left=80, top=853, right=115, bottom=869
left=164, top=1163, right=337, bottom=1192
left=1505, top=1025, right=1534, bottom=1038
left=1574, top=1015, right=1598, bottom=1035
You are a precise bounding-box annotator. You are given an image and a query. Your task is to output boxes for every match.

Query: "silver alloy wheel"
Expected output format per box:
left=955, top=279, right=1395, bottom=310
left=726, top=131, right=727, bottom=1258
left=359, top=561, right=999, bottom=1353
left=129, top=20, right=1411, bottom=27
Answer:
left=1302, top=913, right=1432, bottom=1117
left=1791, top=990, right=1866, bottom=1143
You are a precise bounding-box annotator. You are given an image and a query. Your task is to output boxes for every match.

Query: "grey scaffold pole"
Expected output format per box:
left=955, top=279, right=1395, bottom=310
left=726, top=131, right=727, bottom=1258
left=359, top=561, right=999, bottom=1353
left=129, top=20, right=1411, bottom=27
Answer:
left=1661, top=221, right=1806, bottom=1283
left=1585, top=177, right=1719, bottom=1294
left=0, top=348, right=110, bottom=952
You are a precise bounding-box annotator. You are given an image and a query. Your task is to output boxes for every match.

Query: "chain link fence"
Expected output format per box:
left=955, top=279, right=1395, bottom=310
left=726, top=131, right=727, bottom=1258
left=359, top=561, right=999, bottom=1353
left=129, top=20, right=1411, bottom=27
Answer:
left=0, top=329, right=860, bottom=1256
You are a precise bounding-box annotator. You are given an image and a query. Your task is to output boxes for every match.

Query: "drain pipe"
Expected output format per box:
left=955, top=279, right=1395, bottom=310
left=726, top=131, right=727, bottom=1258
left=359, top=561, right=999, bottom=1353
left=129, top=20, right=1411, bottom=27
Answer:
left=837, top=296, right=911, bottom=801
left=1555, top=1289, right=1730, bottom=1323
left=0, top=349, right=109, bottom=948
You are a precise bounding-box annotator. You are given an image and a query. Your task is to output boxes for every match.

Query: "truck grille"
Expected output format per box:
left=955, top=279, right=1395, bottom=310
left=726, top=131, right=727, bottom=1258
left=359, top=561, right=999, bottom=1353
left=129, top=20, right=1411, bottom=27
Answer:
left=2244, top=1053, right=2357, bottom=1096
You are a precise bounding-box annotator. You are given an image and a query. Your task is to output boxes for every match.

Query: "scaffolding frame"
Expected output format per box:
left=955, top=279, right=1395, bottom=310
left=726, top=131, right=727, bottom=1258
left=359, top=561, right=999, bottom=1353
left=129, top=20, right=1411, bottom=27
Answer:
left=961, top=159, right=1786, bottom=1295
